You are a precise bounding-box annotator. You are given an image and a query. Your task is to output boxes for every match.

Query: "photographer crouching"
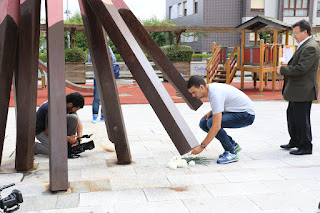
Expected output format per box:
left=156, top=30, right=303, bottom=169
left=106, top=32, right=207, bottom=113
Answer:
left=34, top=92, right=94, bottom=159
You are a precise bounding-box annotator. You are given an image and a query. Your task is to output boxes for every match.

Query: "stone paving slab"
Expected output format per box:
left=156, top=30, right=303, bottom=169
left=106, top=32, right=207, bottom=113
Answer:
left=1, top=101, right=320, bottom=212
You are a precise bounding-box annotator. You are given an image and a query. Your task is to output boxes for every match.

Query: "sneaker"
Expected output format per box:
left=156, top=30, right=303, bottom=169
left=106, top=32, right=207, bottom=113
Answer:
left=217, top=151, right=239, bottom=164
left=100, top=116, right=104, bottom=121
left=219, top=144, right=242, bottom=158
left=92, top=116, right=98, bottom=124
left=234, top=143, right=242, bottom=154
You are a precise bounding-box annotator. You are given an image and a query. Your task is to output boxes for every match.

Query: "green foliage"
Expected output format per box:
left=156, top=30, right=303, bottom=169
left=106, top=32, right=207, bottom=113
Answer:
left=39, top=33, right=47, bottom=61
left=64, top=13, right=88, bottom=51
left=192, top=53, right=211, bottom=61
left=259, top=31, right=271, bottom=44
left=114, top=54, right=122, bottom=62
left=64, top=13, right=83, bottom=24
left=74, top=32, right=88, bottom=51
left=182, top=156, right=212, bottom=165
left=141, top=17, right=175, bottom=47
left=65, top=48, right=86, bottom=62
left=160, top=45, right=193, bottom=62
left=39, top=53, right=47, bottom=62
left=108, top=39, right=117, bottom=54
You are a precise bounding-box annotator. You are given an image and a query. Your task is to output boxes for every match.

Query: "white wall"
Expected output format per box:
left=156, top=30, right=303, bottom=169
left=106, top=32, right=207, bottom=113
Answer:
left=264, top=0, right=277, bottom=18
left=170, top=4, right=178, bottom=19
left=242, top=17, right=254, bottom=23
left=312, top=0, right=320, bottom=26
left=178, top=3, right=183, bottom=17
left=187, top=0, right=194, bottom=15
left=283, top=16, right=310, bottom=25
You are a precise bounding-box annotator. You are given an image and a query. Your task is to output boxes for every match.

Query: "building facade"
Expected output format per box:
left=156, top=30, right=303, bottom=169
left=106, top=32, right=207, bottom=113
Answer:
left=166, top=0, right=320, bottom=53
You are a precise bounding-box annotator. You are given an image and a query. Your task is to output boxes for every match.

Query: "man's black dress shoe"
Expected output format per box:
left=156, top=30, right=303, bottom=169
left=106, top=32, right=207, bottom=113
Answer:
left=280, top=144, right=296, bottom=149
left=289, top=149, right=312, bottom=155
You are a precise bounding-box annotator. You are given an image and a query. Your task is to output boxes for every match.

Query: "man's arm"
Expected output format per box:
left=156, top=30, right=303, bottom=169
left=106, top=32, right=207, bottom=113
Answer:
left=108, top=46, right=117, bottom=64
left=201, top=110, right=212, bottom=120
left=77, top=118, right=83, bottom=138
left=191, top=112, right=222, bottom=155
left=280, top=46, right=317, bottom=76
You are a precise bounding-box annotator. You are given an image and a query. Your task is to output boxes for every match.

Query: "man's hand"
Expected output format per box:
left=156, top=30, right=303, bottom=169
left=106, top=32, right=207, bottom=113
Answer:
left=201, top=111, right=212, bottom=120
left=277, top=65, right=282, bottom=75
left=67, top=135, right=79, bottom=147
left=191, top=145, right=204, bottom=155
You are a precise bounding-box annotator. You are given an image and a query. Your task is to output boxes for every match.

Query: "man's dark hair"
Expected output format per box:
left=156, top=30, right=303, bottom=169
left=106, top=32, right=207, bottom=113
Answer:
left=187, top=75, right=206, bottom=89
left=292, top=20, right=311, bottom=36
left=66, top=92, right=84, bottom=108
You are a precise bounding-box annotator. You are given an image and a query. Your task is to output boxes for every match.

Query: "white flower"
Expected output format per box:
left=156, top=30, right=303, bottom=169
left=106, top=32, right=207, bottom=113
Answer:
left=279, top=57, right=285, bottom=63
left=168, top=156, right=189, bottom=169
left=188, top=160, right=196, bottom=167
left=169, top=162, right=178, bottom=170
left=171, top=156, right=182, bottom=162
left=177, top=159, right=188, bottom=168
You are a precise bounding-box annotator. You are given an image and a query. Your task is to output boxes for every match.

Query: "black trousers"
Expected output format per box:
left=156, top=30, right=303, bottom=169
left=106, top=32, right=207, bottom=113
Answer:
left=287, top=101, right=313, bottom=151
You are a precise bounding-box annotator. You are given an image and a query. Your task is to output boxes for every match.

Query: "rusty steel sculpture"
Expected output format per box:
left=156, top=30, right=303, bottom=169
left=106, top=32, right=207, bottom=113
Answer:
left=0, top=0, right=202, bottom=191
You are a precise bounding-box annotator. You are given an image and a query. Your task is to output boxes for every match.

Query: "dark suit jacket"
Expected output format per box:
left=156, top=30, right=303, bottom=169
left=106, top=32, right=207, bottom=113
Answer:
left=280, top=37, right=320, bottom=102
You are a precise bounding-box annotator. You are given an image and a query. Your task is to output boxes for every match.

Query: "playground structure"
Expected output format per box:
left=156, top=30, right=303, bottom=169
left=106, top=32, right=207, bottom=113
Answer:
left=207, top=15, right=293, bottom=93
left=0, top=0, right=203, bottom=192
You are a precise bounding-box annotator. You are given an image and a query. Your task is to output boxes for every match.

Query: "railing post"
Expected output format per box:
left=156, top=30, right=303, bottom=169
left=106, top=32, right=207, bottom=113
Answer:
left=225, top=58, right=231, bottom=84
left=206, top=59, right=210, bottom=83
left=259, top=39, right=265, bottom=93
left=237, top=46, right=240, bottom=69
left=212, top=42, right=216, bottom=56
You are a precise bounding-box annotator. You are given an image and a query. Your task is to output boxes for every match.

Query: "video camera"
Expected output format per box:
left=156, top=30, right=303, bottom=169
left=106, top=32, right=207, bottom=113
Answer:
left=68, top=134, right=95, bottom=158
left=0, top=184, right=23, bottom=213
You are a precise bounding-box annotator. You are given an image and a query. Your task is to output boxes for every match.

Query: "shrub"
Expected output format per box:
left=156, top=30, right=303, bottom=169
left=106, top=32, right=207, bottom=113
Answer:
left=39, top=53, right=47, bottom=62
left=160, top=45, right=193, bottom=62
left=65, top=48, right=86, bottom=62
left=192, top=53, right=212, bottom=61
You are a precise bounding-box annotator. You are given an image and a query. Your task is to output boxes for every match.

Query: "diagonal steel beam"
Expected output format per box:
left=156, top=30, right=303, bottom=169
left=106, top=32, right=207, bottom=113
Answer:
left=14, top=0, right=41, bottom=171
left=79, top=0, right=131, bottom=164
left=111, top=0, right=202, bottom=111
left=45, top=0, right=68, bottom=191
left=87, top=0, right=199, bottom=155
left=0, top=0, right=20, bottom=166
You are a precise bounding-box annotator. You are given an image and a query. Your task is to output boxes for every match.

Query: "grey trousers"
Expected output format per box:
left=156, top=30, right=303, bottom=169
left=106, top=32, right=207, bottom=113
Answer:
left=34, top=114, right=79, bottom=155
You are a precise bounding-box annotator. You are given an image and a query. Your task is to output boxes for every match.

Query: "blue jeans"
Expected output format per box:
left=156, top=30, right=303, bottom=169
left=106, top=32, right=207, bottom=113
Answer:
left=199, top=112, right=255, bottom=153
left=92, top=78, right=103, bottom=117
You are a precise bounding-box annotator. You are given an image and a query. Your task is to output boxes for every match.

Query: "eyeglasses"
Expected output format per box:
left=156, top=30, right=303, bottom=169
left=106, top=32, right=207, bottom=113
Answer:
left=293, top=30, right=306, bottom=36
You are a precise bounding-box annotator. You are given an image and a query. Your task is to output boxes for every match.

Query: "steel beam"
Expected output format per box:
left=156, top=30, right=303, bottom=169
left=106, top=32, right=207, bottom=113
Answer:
left=0, top=0, right=20, bottom=165
left=87, top=0, right=199, bottom=155
left=79, top=0, right=131, bottom=164
left=112, top=0, right=202, bottom=111
left=14, top=0, right=41, bottom=171
left=45, top=0, right=68, bottom=191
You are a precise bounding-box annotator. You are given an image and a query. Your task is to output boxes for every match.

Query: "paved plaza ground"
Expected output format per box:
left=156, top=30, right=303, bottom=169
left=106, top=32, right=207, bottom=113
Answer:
left=1, top=82, right=320, bottom=212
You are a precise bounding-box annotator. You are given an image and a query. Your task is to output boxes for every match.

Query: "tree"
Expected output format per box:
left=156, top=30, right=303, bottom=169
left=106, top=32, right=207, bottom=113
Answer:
left=140, top=17, right=176, bottom=47
left=64, top=13, right=88, bottom=52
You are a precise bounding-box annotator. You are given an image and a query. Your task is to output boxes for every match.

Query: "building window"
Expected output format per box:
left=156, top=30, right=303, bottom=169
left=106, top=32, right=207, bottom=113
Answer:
left=194, top=0, right=198, bottom=14
left=183, top=1, right=187, bottom=16
left=318, top=0, right=320, bottom=11
left=284, top=0, right=309, bottom=16
left=169, top=6, right=172, bottom=19
left=251, top=0, right=264, bottom=11
left=178, top=3, right=182, bottom=17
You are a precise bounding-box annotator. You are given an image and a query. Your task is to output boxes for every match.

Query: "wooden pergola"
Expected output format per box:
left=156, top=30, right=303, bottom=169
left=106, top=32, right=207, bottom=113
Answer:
left=40, top=23, right=320, bottom=49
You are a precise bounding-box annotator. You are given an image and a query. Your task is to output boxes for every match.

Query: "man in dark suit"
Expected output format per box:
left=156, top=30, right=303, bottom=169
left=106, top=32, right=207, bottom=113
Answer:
left=277, top=20, right=320, bottom=155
